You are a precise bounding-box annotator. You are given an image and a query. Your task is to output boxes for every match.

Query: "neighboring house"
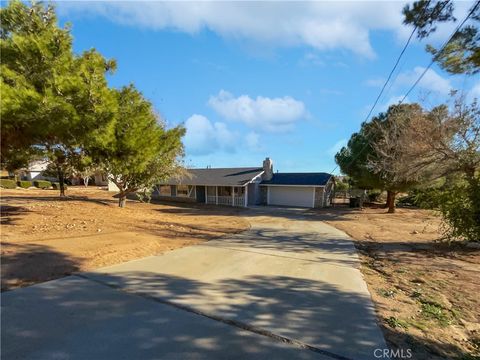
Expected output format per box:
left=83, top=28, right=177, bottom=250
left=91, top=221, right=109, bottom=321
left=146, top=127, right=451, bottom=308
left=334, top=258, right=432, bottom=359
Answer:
left=94, top=171, right=109, bottom=187
left=16, top=160, right=56, bottom=182
left=154, top=158, right=334, bottom=208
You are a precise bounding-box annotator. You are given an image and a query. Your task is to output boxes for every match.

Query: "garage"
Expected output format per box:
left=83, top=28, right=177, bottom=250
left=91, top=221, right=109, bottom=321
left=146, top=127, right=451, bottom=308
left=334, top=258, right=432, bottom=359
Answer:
left=268, top=186, right=314, bottom=208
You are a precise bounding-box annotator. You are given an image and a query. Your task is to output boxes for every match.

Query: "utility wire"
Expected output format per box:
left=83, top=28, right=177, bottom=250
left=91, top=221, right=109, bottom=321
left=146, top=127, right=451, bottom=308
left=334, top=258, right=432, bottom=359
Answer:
left=329, top=0, right=434, bottom=175
left=399, top=0, right=480, bottom=104
left=331, top=0, right=479, bottom=176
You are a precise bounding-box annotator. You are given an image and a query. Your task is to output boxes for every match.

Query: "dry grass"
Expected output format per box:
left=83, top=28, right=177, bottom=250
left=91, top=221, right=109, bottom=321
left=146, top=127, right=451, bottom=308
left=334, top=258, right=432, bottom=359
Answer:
left=0, top=187, right=248, bottom=291
left=314, top=206, right=480, bottom=360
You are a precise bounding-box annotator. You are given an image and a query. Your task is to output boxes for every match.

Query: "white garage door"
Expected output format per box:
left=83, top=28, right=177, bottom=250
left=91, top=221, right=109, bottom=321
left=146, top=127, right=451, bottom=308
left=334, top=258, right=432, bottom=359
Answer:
left=268, top=186, right=314, bottom=208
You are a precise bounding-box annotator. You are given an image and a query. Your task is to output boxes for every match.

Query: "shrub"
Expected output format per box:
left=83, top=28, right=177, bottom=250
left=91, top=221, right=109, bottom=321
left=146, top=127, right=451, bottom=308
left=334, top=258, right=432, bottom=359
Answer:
left=367, top=190, right=382, bottom=202
left=398, top=187, right=441, bottom=209
left=33, top=180, right=52, bottom=189
left=17, top=180, right=32, bottom=189
left=0, top=179, right=16, bottom=189
left=436, top=177, right=480, bottom=242
left=52, top=182, right=67, bottom=190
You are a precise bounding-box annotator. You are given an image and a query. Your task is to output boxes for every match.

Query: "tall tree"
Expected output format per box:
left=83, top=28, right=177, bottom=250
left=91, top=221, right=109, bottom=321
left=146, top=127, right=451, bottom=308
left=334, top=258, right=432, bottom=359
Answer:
left=95, top=85, right=185, bottom=207
left=336, top=104, right=439, bottom=213
left=403, top=0, right=480, bottom=74
left=0, top=1, right=117, bottom=196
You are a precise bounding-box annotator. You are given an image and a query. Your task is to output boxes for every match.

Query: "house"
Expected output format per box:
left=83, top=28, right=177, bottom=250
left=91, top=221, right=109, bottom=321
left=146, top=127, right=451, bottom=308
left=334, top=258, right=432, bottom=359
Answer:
left=16, top=160, right=56, bottom=182
left=154, top=158, right=334, bottom=208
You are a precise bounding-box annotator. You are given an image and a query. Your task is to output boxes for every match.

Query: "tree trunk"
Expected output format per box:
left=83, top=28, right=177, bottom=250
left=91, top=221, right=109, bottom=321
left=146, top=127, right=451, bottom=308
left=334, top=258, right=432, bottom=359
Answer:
left=84, top=177, right=89, bottom=187
left=386, top=190, right=396, bottom=213
left=118, top=193, right=127, bottom=208
left=57, top=167, right=66, bottom=197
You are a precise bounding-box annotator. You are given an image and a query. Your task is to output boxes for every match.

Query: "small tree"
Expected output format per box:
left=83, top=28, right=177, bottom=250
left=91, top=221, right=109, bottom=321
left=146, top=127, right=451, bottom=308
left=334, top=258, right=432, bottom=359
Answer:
left=71, top=155, right=98, bottom=187
left=95, top=86, right=185, bottom=207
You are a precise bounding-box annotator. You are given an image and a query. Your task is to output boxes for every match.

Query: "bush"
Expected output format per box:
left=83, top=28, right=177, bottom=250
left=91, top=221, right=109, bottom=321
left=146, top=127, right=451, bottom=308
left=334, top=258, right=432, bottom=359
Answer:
left=436, top=177, right=480, bottom=242
left=0, top=179, right=17, bottom=189
left=52, top=182, right=67, bottom=190
left=17, top=180, right=32, bottom=189
left=33, top=180, right=52, bottom=189
left=367, top=190, right=382, bottom=202
left=398, top=187, right=441, bottom=209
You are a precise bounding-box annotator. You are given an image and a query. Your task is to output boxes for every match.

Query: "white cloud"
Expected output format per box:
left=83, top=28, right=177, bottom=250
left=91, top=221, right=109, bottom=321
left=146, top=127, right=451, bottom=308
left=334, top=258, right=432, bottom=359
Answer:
left=184, top=114, right=236, bottom=155
left=397, top=67, right=452, bottom=96
left=327, top=138, right=348, bottom=156
left=300, top=52, right=325, bottom=67
left=364, top=78, right=385, bottom=88
left=469, top=82, right=480, bottom=100
left=208, top=90, right=306, bottom=132
left=245, top=131, right=263, bottom=152
left=58, top=1, right=411, bottom=58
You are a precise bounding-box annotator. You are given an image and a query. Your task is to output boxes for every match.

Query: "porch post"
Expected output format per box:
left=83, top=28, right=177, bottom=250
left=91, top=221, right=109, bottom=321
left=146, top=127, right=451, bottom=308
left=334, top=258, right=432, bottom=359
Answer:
left=244, top=185, right=248, bottom=207
left=231, top=186, right=234, bottom=206
left=216, top=186, right=218, bottom=205
left=205, top=186, right=207, bottom=204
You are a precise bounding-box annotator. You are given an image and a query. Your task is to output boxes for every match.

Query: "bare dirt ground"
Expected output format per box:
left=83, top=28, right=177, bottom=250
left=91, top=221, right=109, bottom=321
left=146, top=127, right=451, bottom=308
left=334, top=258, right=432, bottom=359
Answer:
left=314, top=205, right=480, bottom=360
left=0, top=187, right=248, bottom=291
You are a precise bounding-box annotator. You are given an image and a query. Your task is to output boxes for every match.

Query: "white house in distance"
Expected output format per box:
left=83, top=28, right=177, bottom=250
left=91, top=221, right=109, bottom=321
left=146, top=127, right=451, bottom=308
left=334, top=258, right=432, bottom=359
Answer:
left=154, top=158, right=334, bottom=208
left=16, top=160, right=54, bottom=181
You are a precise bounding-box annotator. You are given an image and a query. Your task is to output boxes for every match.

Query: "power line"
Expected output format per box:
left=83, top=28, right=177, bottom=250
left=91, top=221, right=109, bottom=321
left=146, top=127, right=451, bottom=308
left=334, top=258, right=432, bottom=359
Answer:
left=362, top=2, right=430, bottom=123
left=399, top=0, right=480, bottom=104
left=331, top=0, right=478, bottom=176
left=329, top=0, right=435, bottom=175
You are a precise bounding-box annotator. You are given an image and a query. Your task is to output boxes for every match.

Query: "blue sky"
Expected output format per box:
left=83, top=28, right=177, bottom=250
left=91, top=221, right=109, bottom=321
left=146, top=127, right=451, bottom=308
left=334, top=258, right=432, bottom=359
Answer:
left=54, top=1, right=479, bottom=173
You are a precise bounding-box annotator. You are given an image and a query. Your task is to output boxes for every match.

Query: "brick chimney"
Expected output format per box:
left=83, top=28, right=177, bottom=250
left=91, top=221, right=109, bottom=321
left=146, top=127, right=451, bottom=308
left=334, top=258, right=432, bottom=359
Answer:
left=262, top=157, right=273, bottom=181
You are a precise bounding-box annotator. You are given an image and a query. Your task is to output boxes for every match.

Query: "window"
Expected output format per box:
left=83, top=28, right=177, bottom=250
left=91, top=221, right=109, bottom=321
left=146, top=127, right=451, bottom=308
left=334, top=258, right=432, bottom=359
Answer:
left=177, top=185, right=189, bottom=197
left=158, top=185, right=171, bottom=196
left=177, top=185, right=195, bottom=198
left=234, top=187, right=245, bottom=196
left=218, top=186, right=232, bottom=196
left=207, top=186, right=216, bottom=196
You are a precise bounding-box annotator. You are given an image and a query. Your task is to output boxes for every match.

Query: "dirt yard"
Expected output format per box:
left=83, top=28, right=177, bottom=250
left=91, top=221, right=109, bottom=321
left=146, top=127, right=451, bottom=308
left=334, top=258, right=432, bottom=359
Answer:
left=0, top=187, right=248, bottom=291
left=315, top=206, right=480, bottom=360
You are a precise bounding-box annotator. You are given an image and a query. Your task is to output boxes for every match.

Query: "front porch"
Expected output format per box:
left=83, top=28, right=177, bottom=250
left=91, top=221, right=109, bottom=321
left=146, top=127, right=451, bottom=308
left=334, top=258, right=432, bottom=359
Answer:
left=206, top=186, right=247, bottom=207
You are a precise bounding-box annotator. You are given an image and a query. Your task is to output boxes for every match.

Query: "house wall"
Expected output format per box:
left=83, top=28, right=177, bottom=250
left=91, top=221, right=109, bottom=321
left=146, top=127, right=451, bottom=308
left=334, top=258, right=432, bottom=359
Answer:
left=323, top=178, right=335, bottom=207
left=108, top=180, right=119, bottom=192
left=94, top=172, right=108, bottom=186
left=314, top=187, right=325, bottom=208
left=260, top=186, right=268, bottom=205
left=313, top=179, right=334, bottom=208
left=150, top=185, right=197, bottom=203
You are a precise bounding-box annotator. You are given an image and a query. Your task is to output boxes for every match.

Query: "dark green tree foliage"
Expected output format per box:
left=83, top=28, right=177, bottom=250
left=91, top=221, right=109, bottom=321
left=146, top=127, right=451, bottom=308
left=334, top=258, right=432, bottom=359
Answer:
left=403, top=0, right=480, bottom=74
left=96, top=86, right=185, bottom=207
left=336, top=104, right=431, bottom=213
left=335, top=123, right=384, bottom=190
left=0, top=1, right=117, bottom=196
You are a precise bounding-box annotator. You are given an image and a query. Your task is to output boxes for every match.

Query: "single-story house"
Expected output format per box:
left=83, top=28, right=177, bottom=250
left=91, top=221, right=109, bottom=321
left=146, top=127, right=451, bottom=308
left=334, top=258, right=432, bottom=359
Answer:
left=16, top=160, right=56, bottom=182
left=154, top=158, right=334, bottom=208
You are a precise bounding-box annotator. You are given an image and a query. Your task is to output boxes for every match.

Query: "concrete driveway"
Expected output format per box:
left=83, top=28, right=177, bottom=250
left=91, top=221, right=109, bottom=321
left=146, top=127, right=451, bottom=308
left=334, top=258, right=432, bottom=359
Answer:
left=2, top=207, right=387, bottom=360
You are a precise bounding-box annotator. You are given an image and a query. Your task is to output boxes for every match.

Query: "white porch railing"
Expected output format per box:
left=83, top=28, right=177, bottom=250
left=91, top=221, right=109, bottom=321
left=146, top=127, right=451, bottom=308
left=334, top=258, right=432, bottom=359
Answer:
left=217, top=196, right=232, bottom=206
left=207, top=195, right=216, bottom=204
left=205, top=186, right=245, bottom=207
left=206, top=195, right=245, bottom=206
left=234, top=196, right=245, bottom=207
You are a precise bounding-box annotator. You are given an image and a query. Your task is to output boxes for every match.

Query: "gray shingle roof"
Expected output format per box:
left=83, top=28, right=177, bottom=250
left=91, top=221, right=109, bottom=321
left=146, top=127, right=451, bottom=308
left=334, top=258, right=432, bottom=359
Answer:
left=260, top=173, right=332, bottom=186
left=164, top=167, right=264, bottom=186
